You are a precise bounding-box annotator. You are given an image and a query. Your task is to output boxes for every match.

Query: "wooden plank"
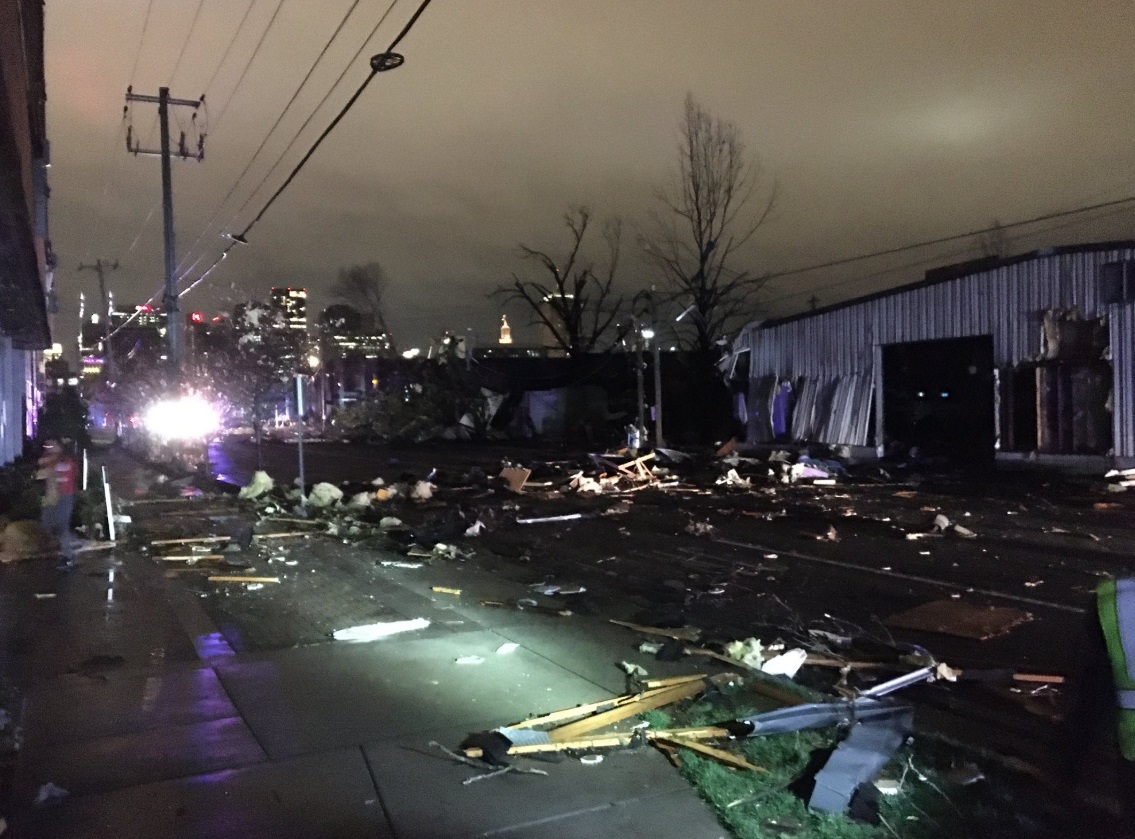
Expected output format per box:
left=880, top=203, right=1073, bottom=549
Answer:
left=156, top=555, right=225, bottom=561
left=654, top=737, right=767, bottom=773
left=207, top=576, right=280, bottom=584
left=549, top=679, right=708, bottom=742
left=431, top=586, right=462, bottom=596
left=150, top=531, right=309, bottom=546
left=642, top=674, right=708, bottom=689
left=461, top=726, right=730, bottom=759
left=507, top=682, right=707, bottom=730
left=608, top=619, right=701, bottom=642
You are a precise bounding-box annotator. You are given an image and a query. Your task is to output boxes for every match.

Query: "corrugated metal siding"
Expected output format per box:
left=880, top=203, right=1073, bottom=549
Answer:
left=1111, top=302, right=1135, bottom=458
left=0, top=337, right=25, bottom=465
left=736, top=248, right=1135, bottom=447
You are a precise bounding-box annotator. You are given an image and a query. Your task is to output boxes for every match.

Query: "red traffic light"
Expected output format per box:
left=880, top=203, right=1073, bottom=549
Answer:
left=190, top=311, right=204, bottom=324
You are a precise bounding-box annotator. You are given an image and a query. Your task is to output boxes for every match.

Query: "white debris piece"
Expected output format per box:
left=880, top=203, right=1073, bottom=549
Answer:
left=381, top=560, right=423, bottom=569
left=455, top=655, right=485, bottom=665
left=238, top=471, right=275, bottom=500
left=464, top=520, right=486, bottom=537
left=715, top=468, right=752, bottom=489
left=378, top=517, right=403, bottom=529
left=933, top=514, right=952, bottom=531
left=371, top=477, right=386, bottom=486
left=347, top=492, right=373, bottom=509
left=760, top=648, right=808, bottom=678
left=725, top=637, right=765, bottom=669
left=495, top=642, right=519, bottom=655
left=619, top=661, right=649, bottom=677
left=308, top=482, right=344, bottom=508
left=333, top=618, right=430, bottom=642
left=411, top=481, right=436, bottom=501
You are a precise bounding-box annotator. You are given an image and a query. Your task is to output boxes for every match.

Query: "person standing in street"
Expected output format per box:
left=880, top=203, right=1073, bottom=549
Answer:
left=37, top=439, right=77, bottom=566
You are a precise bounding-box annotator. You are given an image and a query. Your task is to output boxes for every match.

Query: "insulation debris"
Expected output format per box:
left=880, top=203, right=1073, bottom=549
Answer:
left=237, top=471, right=274, bottom=500
left=307, top=482, right=344, bottom=508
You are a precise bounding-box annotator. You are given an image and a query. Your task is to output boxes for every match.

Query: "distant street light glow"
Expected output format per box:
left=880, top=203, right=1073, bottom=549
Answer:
left=641, top=328, right=655, bottom=340
left=307, top=353, right=320, bottom=369
left=144, top=394, right=220, bottom=440
left=402, top=348, right=421, bottom=359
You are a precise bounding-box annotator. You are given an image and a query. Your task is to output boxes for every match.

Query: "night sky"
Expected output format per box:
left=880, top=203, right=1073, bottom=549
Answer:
left=45, top=0, right=1135, bottom=356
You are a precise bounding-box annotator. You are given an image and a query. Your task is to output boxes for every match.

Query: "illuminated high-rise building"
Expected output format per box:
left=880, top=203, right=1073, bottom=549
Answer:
left=269, top=287, right=307, bottom=334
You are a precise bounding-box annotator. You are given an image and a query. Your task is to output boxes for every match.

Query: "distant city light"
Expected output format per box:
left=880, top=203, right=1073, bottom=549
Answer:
left=144, top=394, right=220, bottom=441
left=307, top=354, right=320, bottom=369
left=402, top=348, right=421, bottom=359
left=641, top=327, right=655, bottom=340
left=90, top=313, right=99, bottom=324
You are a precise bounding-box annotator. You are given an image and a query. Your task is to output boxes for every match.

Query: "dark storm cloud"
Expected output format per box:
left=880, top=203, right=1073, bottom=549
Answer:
left=45, top=0, right=1135, bottom=353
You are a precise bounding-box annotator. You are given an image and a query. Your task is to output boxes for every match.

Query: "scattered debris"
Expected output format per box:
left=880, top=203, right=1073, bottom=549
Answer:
left=347, top=492, right=374, bottom=509
left=432, top=586, right=462, bottom=596
left=619, top=661, right=649, bottom=678
left=381, top=560, right=423, bottom=569
left=685, top=520, right=716, bottom=537
left=463, top=520, right=486, bottom=537
left=34, top=782, right=69, bottom=807
left=816, top=525, right=840, bottom=542
left=34, top=593, right=56, bottom=600
left=333, top=618, right=431, bottom=642
left=499, top=466, right=531, bottom=493
left=725, top=637, right=766, bottom=668
left=759, top=648, right=808, bottom=679
left=456, top=655, right=485, bottom=665
left=517, top=513, right=583, bottom=525
left=578, top=754, right=604, bottom=766
left=716, top=468, right=752, bottom=489
left=308, top=482, right=344, bottom=508
left=411, top=481, right=436, bottom=501
left=378, top=517, right=403, bottom=529
left=237, top=471, right=274, bottom=500
left=495, top=642, right=519, bottom=655
left=208, top=576, right=280, bottom=584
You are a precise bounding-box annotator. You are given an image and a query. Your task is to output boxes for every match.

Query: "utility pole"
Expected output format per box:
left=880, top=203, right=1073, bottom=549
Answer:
left=77, top=259, right=119, bottom=380
left=124, top=86, right=204, bottom=378
left=634, top=321, right=646, bottom=451
left=649, top=288, right=664, bottom=447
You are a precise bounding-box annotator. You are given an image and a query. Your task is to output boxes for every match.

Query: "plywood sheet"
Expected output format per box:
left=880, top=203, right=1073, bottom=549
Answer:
left=886, top=599, right=1032, bottom=640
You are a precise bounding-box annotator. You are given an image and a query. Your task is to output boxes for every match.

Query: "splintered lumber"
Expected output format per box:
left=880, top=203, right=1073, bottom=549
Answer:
left=609, top=619, right=701, bottom=642
left=461, top=725, right=732, bottom=759
left=653, top=737, right=767, bottom=772
left=507, top=677, right=711, bottom=731
left=684, top=648, right=806, bottom=708
left=73, top=541, right=117, bottom=553
left=157, top=554, right=225, bottom=561
left=642, top=674, right=708, bottom=689
left=207, top=575, right=280, bottom=584
left=549, top=677, right=719, bottom=742
left=150, top=531, right=308, bottom=546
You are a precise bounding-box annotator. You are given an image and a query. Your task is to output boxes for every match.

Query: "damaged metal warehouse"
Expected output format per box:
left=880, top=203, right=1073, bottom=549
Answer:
left=726, top=241, right=1135, bottom=470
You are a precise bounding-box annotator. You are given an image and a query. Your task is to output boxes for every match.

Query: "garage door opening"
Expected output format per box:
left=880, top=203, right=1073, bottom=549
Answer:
left=882, top=336, right=995, bottom=467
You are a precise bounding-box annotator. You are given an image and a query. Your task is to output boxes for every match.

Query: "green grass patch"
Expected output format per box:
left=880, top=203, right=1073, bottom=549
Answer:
left=640, top=681, right=1061, bottom=839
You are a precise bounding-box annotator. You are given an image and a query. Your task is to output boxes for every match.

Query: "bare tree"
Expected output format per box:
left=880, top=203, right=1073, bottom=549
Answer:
left=331, top=262, right=396, bottom=352
left=642, top=93, right=777, bottom=357
left=494, top=207, right=627, bottom=357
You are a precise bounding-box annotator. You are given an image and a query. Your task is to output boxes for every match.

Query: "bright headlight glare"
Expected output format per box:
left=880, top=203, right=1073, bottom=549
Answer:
left=144, top=395, right=220, bottom=440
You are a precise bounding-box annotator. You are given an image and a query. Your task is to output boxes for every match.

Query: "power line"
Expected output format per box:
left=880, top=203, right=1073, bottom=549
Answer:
left=178, top=0, right=434, bottom=301
left=174, top=0, right=371, bottom=276
left=211, top=0, right=288, bottom=130
left=167, top=0, right=206, bottom=87
left=201, top=0, right=259, bottom=97
left=127, top=0, right=155, bottom=85
left=762, top=192, right=1135, bottom=286
left=762, top=198, right=1135, bottom=310
left=235, top=0, right=433, bottom=240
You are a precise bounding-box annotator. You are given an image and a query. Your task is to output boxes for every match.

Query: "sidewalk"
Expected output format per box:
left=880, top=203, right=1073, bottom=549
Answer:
left=3, top=477, right=729, bottom=837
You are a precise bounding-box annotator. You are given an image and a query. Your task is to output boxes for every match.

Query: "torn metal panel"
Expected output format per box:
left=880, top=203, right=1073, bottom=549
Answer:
left=808, top=705, right=913, bottom=814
